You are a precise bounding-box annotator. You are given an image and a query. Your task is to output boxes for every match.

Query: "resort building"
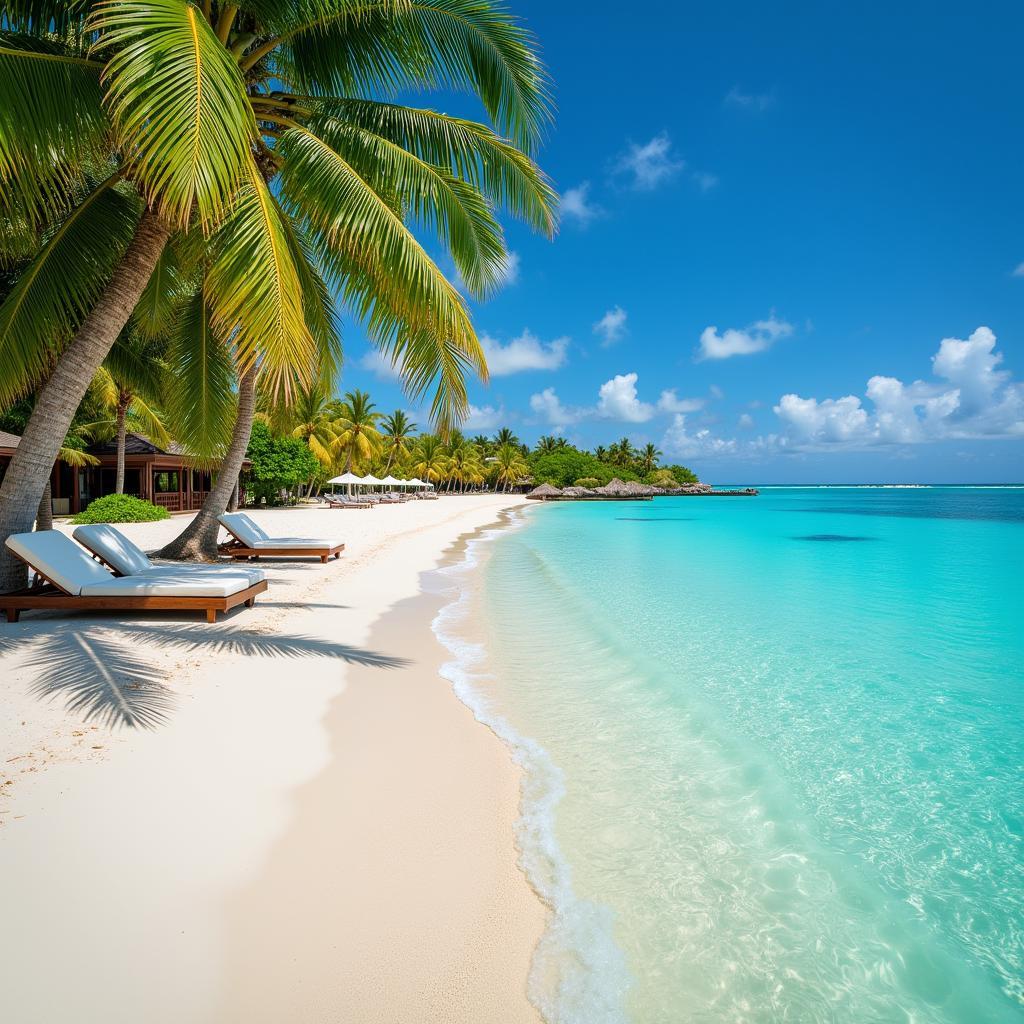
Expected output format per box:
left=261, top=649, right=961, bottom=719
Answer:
left=0, top=430, right=242, bottom=516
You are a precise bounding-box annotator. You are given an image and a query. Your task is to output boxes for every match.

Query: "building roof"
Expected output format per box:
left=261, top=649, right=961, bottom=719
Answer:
left=0, top=429, right=21, bottom=451
left=86, top=432, right=189, bottom=457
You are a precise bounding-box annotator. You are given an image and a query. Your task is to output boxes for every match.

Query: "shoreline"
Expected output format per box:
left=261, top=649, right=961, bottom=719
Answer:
left=0, top=497, right=544, bottom=1022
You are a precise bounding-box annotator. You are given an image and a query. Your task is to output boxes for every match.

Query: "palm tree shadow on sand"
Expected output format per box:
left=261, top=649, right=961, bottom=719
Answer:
left=0, top=621, right=409, bottom=731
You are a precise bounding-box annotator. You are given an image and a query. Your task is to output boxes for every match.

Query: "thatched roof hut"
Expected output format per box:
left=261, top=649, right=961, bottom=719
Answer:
left=561, top=485, right=598, bottom=498
left=526, top=482, right=564, bottom=501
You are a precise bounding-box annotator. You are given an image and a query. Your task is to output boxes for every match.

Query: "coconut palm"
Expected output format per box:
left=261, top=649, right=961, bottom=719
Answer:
left=594, top=445, right=608, bottom=462
left=332, top=389, right=382, bottom=473
left=445, top=437, right=484, bottom=492
left=492, top=442, right=527, bottom=492
left=410, top=434, right=447, bottom=483
left=640, top=442, right=662, bottom=475
left=0, top=0, right=555, bottom=585
left=380, top=410, right=417, bottom=473
left=493, top=427, right=520, bottom=449
left=82, top=330, right=170, bottom=494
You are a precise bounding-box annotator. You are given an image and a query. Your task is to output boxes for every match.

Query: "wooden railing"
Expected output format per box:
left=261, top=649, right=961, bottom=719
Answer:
left=152, top=492, right=182, bottom=512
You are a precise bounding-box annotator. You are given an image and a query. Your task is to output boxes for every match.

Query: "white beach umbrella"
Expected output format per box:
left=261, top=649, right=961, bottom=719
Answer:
left=381, top=475, right=402, bottom=487
left=328, top=471, right=365, bottom=495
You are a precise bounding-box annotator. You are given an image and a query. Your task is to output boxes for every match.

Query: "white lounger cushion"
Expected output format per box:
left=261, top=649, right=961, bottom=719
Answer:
left=80, top=576, right=252, bottom=598
left=219, top=513, right=340, bottom=550
left=72, top=524, right=151, bottom=574
left=73, top=523, right=265, bottom=584
left=6, top=531, right=113, bottom=595
left=218, top=512, right=269, bottom=547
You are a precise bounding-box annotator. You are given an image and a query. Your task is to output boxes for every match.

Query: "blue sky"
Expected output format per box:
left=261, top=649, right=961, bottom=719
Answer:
left=340, top=1, right=1024, bottom=484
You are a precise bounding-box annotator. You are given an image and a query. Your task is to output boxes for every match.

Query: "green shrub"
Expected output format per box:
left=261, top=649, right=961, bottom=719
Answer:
left=73, top=494, right=169, bottom=524
left=574, top=477, right=600, bottom=488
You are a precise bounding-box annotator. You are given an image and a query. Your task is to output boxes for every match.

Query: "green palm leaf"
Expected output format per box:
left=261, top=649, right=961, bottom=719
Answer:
left=278, top=123, right=475, bottom=351
left=132, top=241, right=192, bottom=339
left=205, top=164, right=315, bottom=396
left=0, top=171, right=142, bottom=406
left=89, top=0, right=257, bottom=228
left=312, top=115, right=506, bottom=297
left=0, top=33, right=107, bottom=221
left=162, top=287, right=237, bottom=459
left=311, top=98, right=556, bottom=235
left=277, top=0, right=552, bottom=153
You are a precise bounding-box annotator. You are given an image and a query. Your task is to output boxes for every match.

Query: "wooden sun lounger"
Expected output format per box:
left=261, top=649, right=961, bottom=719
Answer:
left=327, top=498, right=372, bottom=509
left=2, top=538, right=266, bottom=623
left=217, top=517, right=344, bottom=563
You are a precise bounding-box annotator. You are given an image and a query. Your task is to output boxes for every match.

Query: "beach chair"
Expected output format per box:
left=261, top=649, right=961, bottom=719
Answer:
left=326, top=496, right=372, bottom=510
left=2, top=531, right=266, bottom=623
left=217, top=512, right=345, bottom=563
left=73, top=524, right=265, bottom=585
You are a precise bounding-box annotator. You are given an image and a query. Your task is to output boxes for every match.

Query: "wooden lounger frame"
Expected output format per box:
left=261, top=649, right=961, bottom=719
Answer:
left=1, top=550, right=267, bottom=624
left=326, top=499, right=372, bottom=510
left=218, top=525, right=344, bottom=564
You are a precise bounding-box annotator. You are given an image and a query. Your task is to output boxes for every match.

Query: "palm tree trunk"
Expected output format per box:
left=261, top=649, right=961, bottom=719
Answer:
left=0, top=210, right=169, bottom=592
left=228, top=478, right=239, bottom=512
left=158, top=367, right=256, bottom=561
left=36, top=481, right=53, bottom=531
left=115, top=399, right=128, bottom=494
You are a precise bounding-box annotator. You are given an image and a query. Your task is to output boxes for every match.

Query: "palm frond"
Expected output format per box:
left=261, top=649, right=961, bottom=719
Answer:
left=163, top=287, right=237, bottom=460
left=125, top=392, right=169, bottom=447
left=279, top=0, right=552, bottom=153
left=312, top=116, right=506, bottom=297
left=132, top=241, right=191, bottom=339
left=205, top=162, right=315, bottom=397
left=90, top=0, right=256, bottom=228
left=0, top=34, right=107, bottom=222
left=278, top=122, right=475, bottom=353
left=310, top=98, right=555, bottom=235
left=0, top=172, right=142, bottom=406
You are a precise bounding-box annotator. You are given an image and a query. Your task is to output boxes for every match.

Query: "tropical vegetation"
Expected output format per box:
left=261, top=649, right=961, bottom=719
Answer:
left=71, top=493, right=169, bottom=524
left=237, top=389, right=699, bottom=503
left=0, top=0, right=555, bottom=586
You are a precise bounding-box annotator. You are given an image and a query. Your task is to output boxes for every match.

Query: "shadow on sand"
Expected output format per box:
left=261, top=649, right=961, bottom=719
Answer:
left=0, top=621, right=408, bottom=731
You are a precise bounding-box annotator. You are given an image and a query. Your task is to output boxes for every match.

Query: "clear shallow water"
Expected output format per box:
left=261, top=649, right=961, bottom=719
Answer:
left=436, top=488, right=1024, bottom=1023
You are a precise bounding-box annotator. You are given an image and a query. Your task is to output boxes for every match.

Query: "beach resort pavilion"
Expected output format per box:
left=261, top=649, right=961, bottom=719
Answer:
left=0, top=430, right=248, bottom=516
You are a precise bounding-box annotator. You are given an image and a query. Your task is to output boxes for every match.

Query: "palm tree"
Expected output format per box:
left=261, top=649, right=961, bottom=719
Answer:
left=535, top=434, right=561, bottom=455
left=610, top=437, right=636, bottom=468
left=0, top=0, right=555, bottom=584
left=640, top=442, right=662, bottom=475
left=493, top=442, right=528, bottom=492
left=333, top=390, right=382, bottom=473
left=470, top=434, right=493, bottom=456
left=410, top=434, right=447, bottom=484
left=381, top=410, right=417, bottom=472
left=445, top=438, right=484, bottom=492
left=594, top=445, right=609, bottom=463
left=494, top=427, right=520, bottom=449
left=82, top=329, right=170, bottom=494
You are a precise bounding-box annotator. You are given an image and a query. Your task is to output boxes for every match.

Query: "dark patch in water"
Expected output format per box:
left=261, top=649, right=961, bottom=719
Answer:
left=794, top=534, right=876, bottom=542
left=616, top=517, right=695, bottom=522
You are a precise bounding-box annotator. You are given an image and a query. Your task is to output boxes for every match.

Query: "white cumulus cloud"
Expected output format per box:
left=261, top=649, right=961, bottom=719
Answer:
left=481, top=329, right=569, bottom=376
left=1012, top=263, right=1024, bottom=278
left=597, top=372, right=655, bottom=422
left=698, top=314, right=794, bottom=360
left=464, top=404, right=505, bottom=430
left=657, top=389, right=705, bottom=414
left=616, top=132, right=685, bottom=190
left=562, top=182, right=599, bottom=225
left=529, top=387, right=582, bottom=427
left=662, top=415, right=738, bottom=458
left=358, top=349, right=402, bottom=381
left=774, top=326, right=1024, bottom=447
left=593, top=306, right=628, bottom=346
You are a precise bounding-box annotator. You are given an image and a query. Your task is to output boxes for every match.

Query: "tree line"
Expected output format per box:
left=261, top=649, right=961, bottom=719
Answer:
left=246, top=388, right=698, bottom=499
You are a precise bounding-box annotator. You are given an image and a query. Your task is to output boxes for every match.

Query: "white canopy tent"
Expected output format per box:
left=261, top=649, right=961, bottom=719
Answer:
left=327, top=471, right=366, bottom=496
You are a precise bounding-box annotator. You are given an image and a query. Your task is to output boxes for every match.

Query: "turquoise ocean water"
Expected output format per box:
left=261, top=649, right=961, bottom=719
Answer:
left=434, top=487, right=1024, bottom=1023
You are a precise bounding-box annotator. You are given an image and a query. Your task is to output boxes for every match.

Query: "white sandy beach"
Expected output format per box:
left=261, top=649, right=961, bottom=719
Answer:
left=0, top=495, right=544, bottom=1023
